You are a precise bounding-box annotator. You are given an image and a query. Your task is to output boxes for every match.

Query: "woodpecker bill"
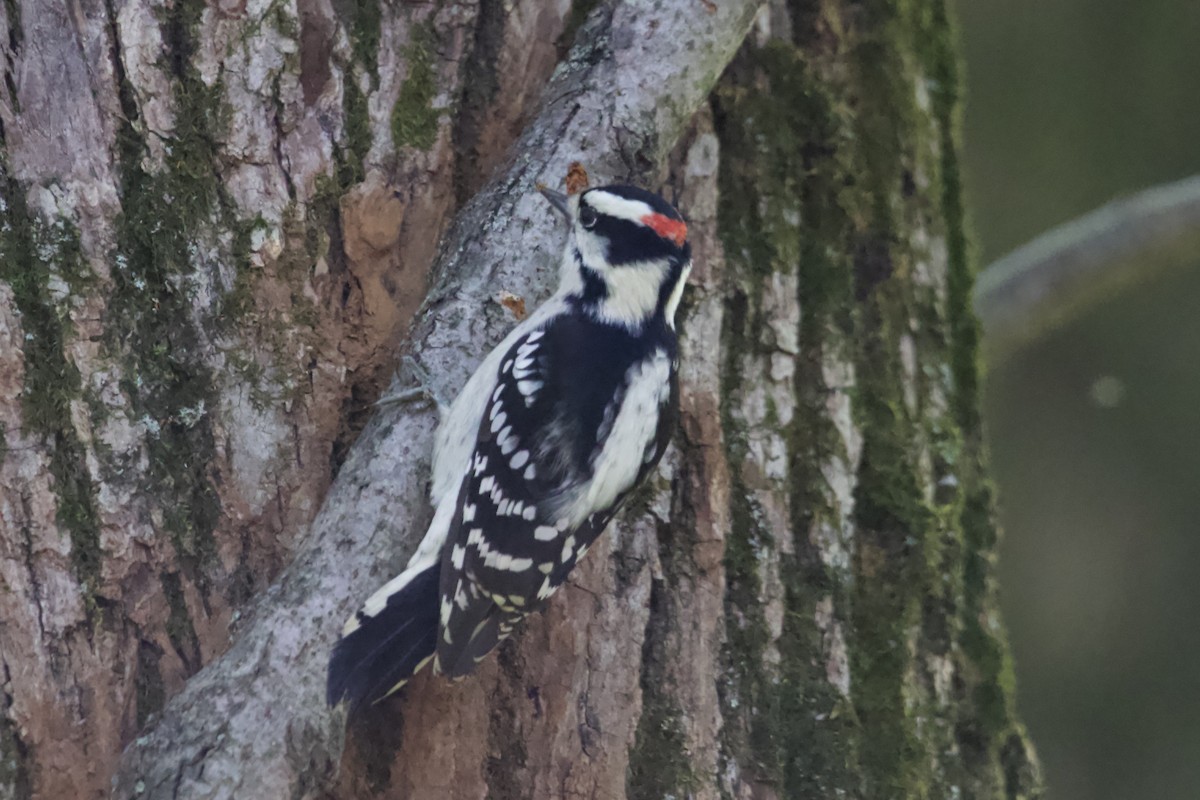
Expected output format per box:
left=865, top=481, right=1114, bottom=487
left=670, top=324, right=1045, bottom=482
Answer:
left=327, top=183, right=692, bottom=713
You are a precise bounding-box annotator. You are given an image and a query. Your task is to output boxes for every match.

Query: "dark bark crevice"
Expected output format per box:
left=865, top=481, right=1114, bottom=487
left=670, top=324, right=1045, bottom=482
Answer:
left=451, top=0, right=505, bottom=205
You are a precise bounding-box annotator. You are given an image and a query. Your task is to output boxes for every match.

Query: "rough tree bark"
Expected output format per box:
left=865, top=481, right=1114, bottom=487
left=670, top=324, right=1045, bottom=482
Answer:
left=0, top=0, right=1041, bottom=798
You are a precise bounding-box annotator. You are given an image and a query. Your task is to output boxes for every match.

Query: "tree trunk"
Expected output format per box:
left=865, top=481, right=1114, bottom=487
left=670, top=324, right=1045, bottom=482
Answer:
left=0, top=0, right=1041, bottom=798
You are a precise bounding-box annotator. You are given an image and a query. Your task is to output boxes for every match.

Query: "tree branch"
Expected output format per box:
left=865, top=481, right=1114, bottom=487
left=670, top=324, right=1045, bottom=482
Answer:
left=974, top=173, right=1200, bottom=360
left=111, top=2, right=762, bottom=797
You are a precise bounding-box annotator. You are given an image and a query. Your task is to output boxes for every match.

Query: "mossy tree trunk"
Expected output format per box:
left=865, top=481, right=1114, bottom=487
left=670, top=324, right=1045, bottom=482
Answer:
left=0, top=0, right=1040, bottom=798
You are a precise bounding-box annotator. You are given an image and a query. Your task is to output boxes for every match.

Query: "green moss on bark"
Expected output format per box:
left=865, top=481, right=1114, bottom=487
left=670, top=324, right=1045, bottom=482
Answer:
left=713, top=285, right=784, bottom=786
left=0, top=164, right=103, bottom=595
left=108, top=0, right=232, bottom=578
left=392, top=23, right=439, bottom=151
left=627, top=525, right=705, bottom=799
left=342, top=75, right=371, bottom=186
left=341, top=0, right=381, bottom=85
left=334, top=0, right=382, bottom=180
left=922, top=2, right=1039, bottom=794
left=220, top=214, right=271, bottom=320
left=628, top=688, right=699, bottom=800
left=712, top=0, right=1040, bottom=797
left=714, top=31, right=864, bottom=796
left=851, top=293, right=936, bottom=797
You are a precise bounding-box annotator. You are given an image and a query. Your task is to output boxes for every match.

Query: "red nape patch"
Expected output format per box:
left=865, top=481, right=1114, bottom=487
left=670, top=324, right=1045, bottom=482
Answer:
left=640, top=213, right=687, bottom=246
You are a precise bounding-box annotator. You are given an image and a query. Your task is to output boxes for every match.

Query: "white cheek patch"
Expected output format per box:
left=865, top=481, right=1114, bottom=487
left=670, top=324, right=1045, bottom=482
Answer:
left=595, top=258, right=671, bottom=330
left=575, top=228, right=609, bottom=272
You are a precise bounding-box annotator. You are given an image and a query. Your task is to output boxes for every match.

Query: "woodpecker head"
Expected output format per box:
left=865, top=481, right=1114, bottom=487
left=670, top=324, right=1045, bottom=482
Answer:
left=540, top=183, right=692, bottom=331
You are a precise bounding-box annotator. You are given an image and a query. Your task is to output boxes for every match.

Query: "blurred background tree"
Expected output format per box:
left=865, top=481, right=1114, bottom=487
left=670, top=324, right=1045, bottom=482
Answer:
left=960, top=1, right=1200, bottom=798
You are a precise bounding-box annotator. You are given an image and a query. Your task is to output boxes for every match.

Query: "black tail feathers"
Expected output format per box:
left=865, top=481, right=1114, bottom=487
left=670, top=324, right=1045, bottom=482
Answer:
left=327, top=562, right=440, bottom=715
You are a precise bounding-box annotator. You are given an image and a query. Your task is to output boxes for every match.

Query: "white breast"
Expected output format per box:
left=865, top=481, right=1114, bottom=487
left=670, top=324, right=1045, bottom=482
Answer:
left=558, top=348, right=671, bottom=529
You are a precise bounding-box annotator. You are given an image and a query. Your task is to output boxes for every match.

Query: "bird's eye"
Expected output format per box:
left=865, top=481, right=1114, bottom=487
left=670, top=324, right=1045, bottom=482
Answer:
left=579, top=205, right=598, bottom=230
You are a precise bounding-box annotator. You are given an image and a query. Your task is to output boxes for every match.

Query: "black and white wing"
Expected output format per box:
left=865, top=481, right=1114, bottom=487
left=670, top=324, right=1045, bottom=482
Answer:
left=435, top=322, right=677, bottom=677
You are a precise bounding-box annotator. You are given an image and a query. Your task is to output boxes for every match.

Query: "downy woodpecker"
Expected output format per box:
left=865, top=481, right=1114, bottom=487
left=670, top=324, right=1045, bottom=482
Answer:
left=327, top=183, right=692, bottom=713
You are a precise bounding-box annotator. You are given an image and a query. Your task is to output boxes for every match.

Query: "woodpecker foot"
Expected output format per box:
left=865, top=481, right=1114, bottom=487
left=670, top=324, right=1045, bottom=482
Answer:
left=375, top=356, right=448, bottom=415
